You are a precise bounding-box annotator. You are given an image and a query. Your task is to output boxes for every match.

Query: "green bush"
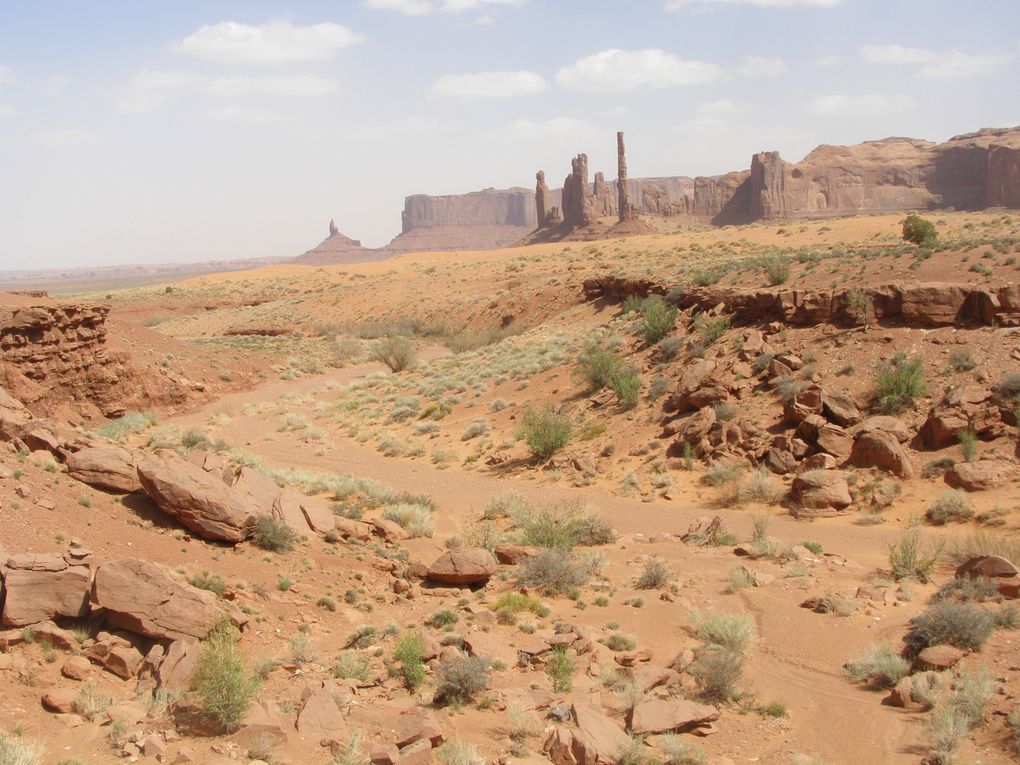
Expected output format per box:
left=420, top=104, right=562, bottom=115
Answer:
left=253, top=515, right=297, bottom=552
left=889, top=527, right=943, bottom=582
left=844, top=643, right=910, bottom=688
left=639, top=299, right=678, bottom=346
left=546, top=647, right=573, bottom=692
left=957, top=430, right=978, bottom=462
left=576, top=345, right=625, bottom=391
left=875, top=351, right=927, bottom=413
left=516, top=548, right=591, bottom=595
left=692, top=313, right=731, bottom=346
left=763, top=255, right=791, bottom=286
left=514, top=498, right=615, bottom=549
left=610, top=369, right=641, bottom=409
left=393, top=633, right=427, bottom=690
left=690, top=611, right=755, bottom=657
left=636, top=559, right=672, bottom=590
left=950, top=349, right=976, bottom=372
left=926, top=490, right=974, bottom=525
left=190, top=624, right=260, bottom=731
left=434, top=655, right=489, bottom=705
left=690, top=646, right=744, bottom=704
left=333, top=651, right=372, bottom=682
left=906, top=602, right=996, bottom=653
left=518, top=405, right=572, bottom=461
left=902, top=214, right=937, bottom=247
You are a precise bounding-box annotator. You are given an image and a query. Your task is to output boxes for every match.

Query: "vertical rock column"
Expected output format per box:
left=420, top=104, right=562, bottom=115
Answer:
left=617, top=131, right=634, bottom=223
left=535, top=170, right=551, bottom=227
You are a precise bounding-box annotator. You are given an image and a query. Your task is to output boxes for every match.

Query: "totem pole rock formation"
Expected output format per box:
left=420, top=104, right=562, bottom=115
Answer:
left=329, top=218, right=339, bottom=237
left=562, top=153, right=595, bottom=228
left=535, top=171, right=551, bottom=226
left=617, top=131, right=634, bottom=223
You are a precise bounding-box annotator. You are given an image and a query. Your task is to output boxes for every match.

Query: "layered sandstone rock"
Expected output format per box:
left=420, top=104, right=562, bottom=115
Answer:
left=1, top=551, right=92, bottom=626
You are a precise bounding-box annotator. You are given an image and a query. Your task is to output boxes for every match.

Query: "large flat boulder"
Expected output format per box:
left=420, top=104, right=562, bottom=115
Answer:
left=90, top=558, right=225, bottom=640
left=630, top=698, right=719, bottom=735
left=426, top=548, right=497, bottom=585
left=137, top=452, right=257, bottom=542
left=544, top=702, right=632, bottom=765
left=791, top=470, right=851, bottom=513
left=944, top=458, right=1014, bottom=491
left=66, top=445, right=141, bottom=493
left=1, top=552, right=91, bottom=626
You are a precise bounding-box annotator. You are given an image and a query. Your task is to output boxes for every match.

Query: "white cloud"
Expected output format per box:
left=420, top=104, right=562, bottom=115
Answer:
left=363, top=0, right=527, bottom=14
left=738, top=55, right=787, bottom=77
left=696, top=98, right=750, bottom=118
left=0, top=104, right=18, bottom=117
left=205, top=104, right=286, bottom=123
left=34, top=129, right=99, bottom=144
left=177, top=19, right=365, bottom=63
left=42, top=75, right=71, bottom=95
left=343, top=114, right=447, bottom=141
left=812, top=55, right=842, bottom=67
left=861, top=44, right=1013, bottom=78
left=488, top=116, right=595, bottom=142
left=431, top=70, right=546, bottom=99
left=804, top=93, right=914, bottom=117
left=556, top=49, right=722, bottom=93
left=118, top=69, right=340, bottom=112
left=666, top=0, right=841, bottom=8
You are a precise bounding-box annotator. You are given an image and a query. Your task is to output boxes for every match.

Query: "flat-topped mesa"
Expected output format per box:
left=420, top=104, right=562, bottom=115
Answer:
left=562, top=153, right=596, bottom=228
left=535, top=170, right=552, bottom=228
left=618, top=131, right=635, bottom=223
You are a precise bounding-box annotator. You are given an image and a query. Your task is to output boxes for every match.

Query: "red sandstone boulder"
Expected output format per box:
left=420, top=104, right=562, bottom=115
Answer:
left=956, top=555, right=1018, bottom=580
left=545, top=703, right=631, bottom=765
left=858, top=416, right=911, bottom=443
left=630, top=699, right=719, bottom=735
left=231, top=466, right=281, bottom=514
left=66, top=445, right=141, bottom=493
left=791, top=470, right=851, bottom=512
left=296, top=684, right=347, bottom=738
left=919, top=386, right=1002, bottom=449
left=90, top=558, right=225, bottom=640
left=821, top=388, right=862, bottom=427
left=136, top=452, right=257, bottom=542
left=426, top=548, right=497, bottom=585
left=1, top=552, right=91, bottom=626
left=848, top=429, right=914, bottom=479
left=944, top=458, right=1013, bottom=491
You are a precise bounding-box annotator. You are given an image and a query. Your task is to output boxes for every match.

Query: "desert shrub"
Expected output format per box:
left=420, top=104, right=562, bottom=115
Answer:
left=610, top=369, right=641, bottom=410
left=427, top=609, right=459, bottom=628
left=923, top=457, right=957, bottom=478
left=752, top=352, right=775, bottom=374
left=435, top=742, right=484, bottom=765
left=333, top=651, right=372, bottom=682
left=925, top=704, right=970, bottom=765
left=763, top=255, right=791, bottom=286
left=392, top=633, right=427, bottom=690
left=97, top=411, right=158, bottom=441
left=253, top=515, right=297, bottom=552
left=0, top=733, right=40, bottom=765
left=576, top=345, right=625, bottom=391
left=506, top=701, right=542, bottom=752
left=73, top=682, right=113, bottom=720
left=703, top=461, right=744, bottom=488
left=515, top=498, right=615, bottom=549
left=659, top=734, right=706, bottom=765
left=774, top=375, right=810, bottom=405
left=727, top=565, right=754, bottom=593
left=516, top=548, right=590, bottom=595
left=935, top=575, right=999, bottom=603
left=946, top=667, right=995, bottom=727
left=844, top=643, right=910, bottom=688
left=187, top=570, right=226, bottom=598
left=383, top=502, right=434, bottom=537
left=888, top=526, right=944, bottom=582
left=461, top=419, right=489, bottom=441
left=846, top=287, right=873, bottom=328
left=639, top=299, right=678, bottom=346
left=518, top=405, right=572, bottom=460
left=690, top=611, right=755, bottom=657
left=950, top=349, right=976, bottom=372
left=692, top=313, right=731, bottom=346
left=434, top=655, right=489, bottom=705
left=491, top=592, right=546, bottom=616
left=690, top=646, right=744, bottom=704
left=483, top=491, right=530, bottom=519
left=546, top=647, right=573, bottom=692
left=712, top=401, right=737, bottom=422
left=636, top=559, right=672, bottom=589
left=290, top=633, right=319, bottom=664
left=926, top=491, right=974, bottom=525
left=999, top=372, right=1020, bottom=399
left=659, top=336, right=685, bottom=360
left=1009, top=710, right=1020, bottom=755
left=906, top=602, right=996, bottom=654
left=606, top=633, right=637, bottom=651
left=743, top=468, right=778, bottom=504
left=957, top=430, right=978, bottom=462
left=902, top=214, right=937, bottom=247
left=373, top=336, right=417, bottom=372
left=875, top=351, right=926, bottom=413
left=947, top=530, right=1020, bottom=566
left=190, top=624, right=260, bottom=731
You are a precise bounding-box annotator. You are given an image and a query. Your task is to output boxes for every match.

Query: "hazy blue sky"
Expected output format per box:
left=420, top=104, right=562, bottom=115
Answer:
left=1, top=0, right=1018, bottom=268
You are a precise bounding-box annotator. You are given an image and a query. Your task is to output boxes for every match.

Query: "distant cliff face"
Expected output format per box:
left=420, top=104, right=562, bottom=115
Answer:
left=401, top=188, right=536, bottom=232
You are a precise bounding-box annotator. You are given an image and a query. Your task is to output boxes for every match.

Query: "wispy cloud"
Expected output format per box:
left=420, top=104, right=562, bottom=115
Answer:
left=557, top=49, right=722, bottom=93
left=177, top=20, right=365, bottom=64
left=204, top=104, right=287, bottom=123
left=430, top=70, right=546, bottom=99
left=666, top=0, right=841, bottom=9
left=738, top=55, right=787, bottom=77
left=804, top=92, right=914, bottom=116
left=363, top=0, right=527, bottom=15
left=488, top=116, right=596, bottom=142
left=117, top=69, right=340, bottom=112
left=34, top=129, right=99, bottom=144
left=812, top=55, right=842, bottom=67
left=861, top=43, right=1013, bottom=78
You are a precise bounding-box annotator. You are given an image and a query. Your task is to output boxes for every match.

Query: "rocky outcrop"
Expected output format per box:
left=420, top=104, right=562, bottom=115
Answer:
left=536, top=171, right=552, bottom=227
left=90, top=558, right=226, bottom=640
left=1, top=551, right=92, bottom=626
left=390, top=188, right=536, bottom=252
left=136, top=452, right=258, bottom=543
left=562, top=154, right=596, bottom=229
left=66, top=445, right=141, bottom=494
left=293, top=226, right=391, bottom=266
